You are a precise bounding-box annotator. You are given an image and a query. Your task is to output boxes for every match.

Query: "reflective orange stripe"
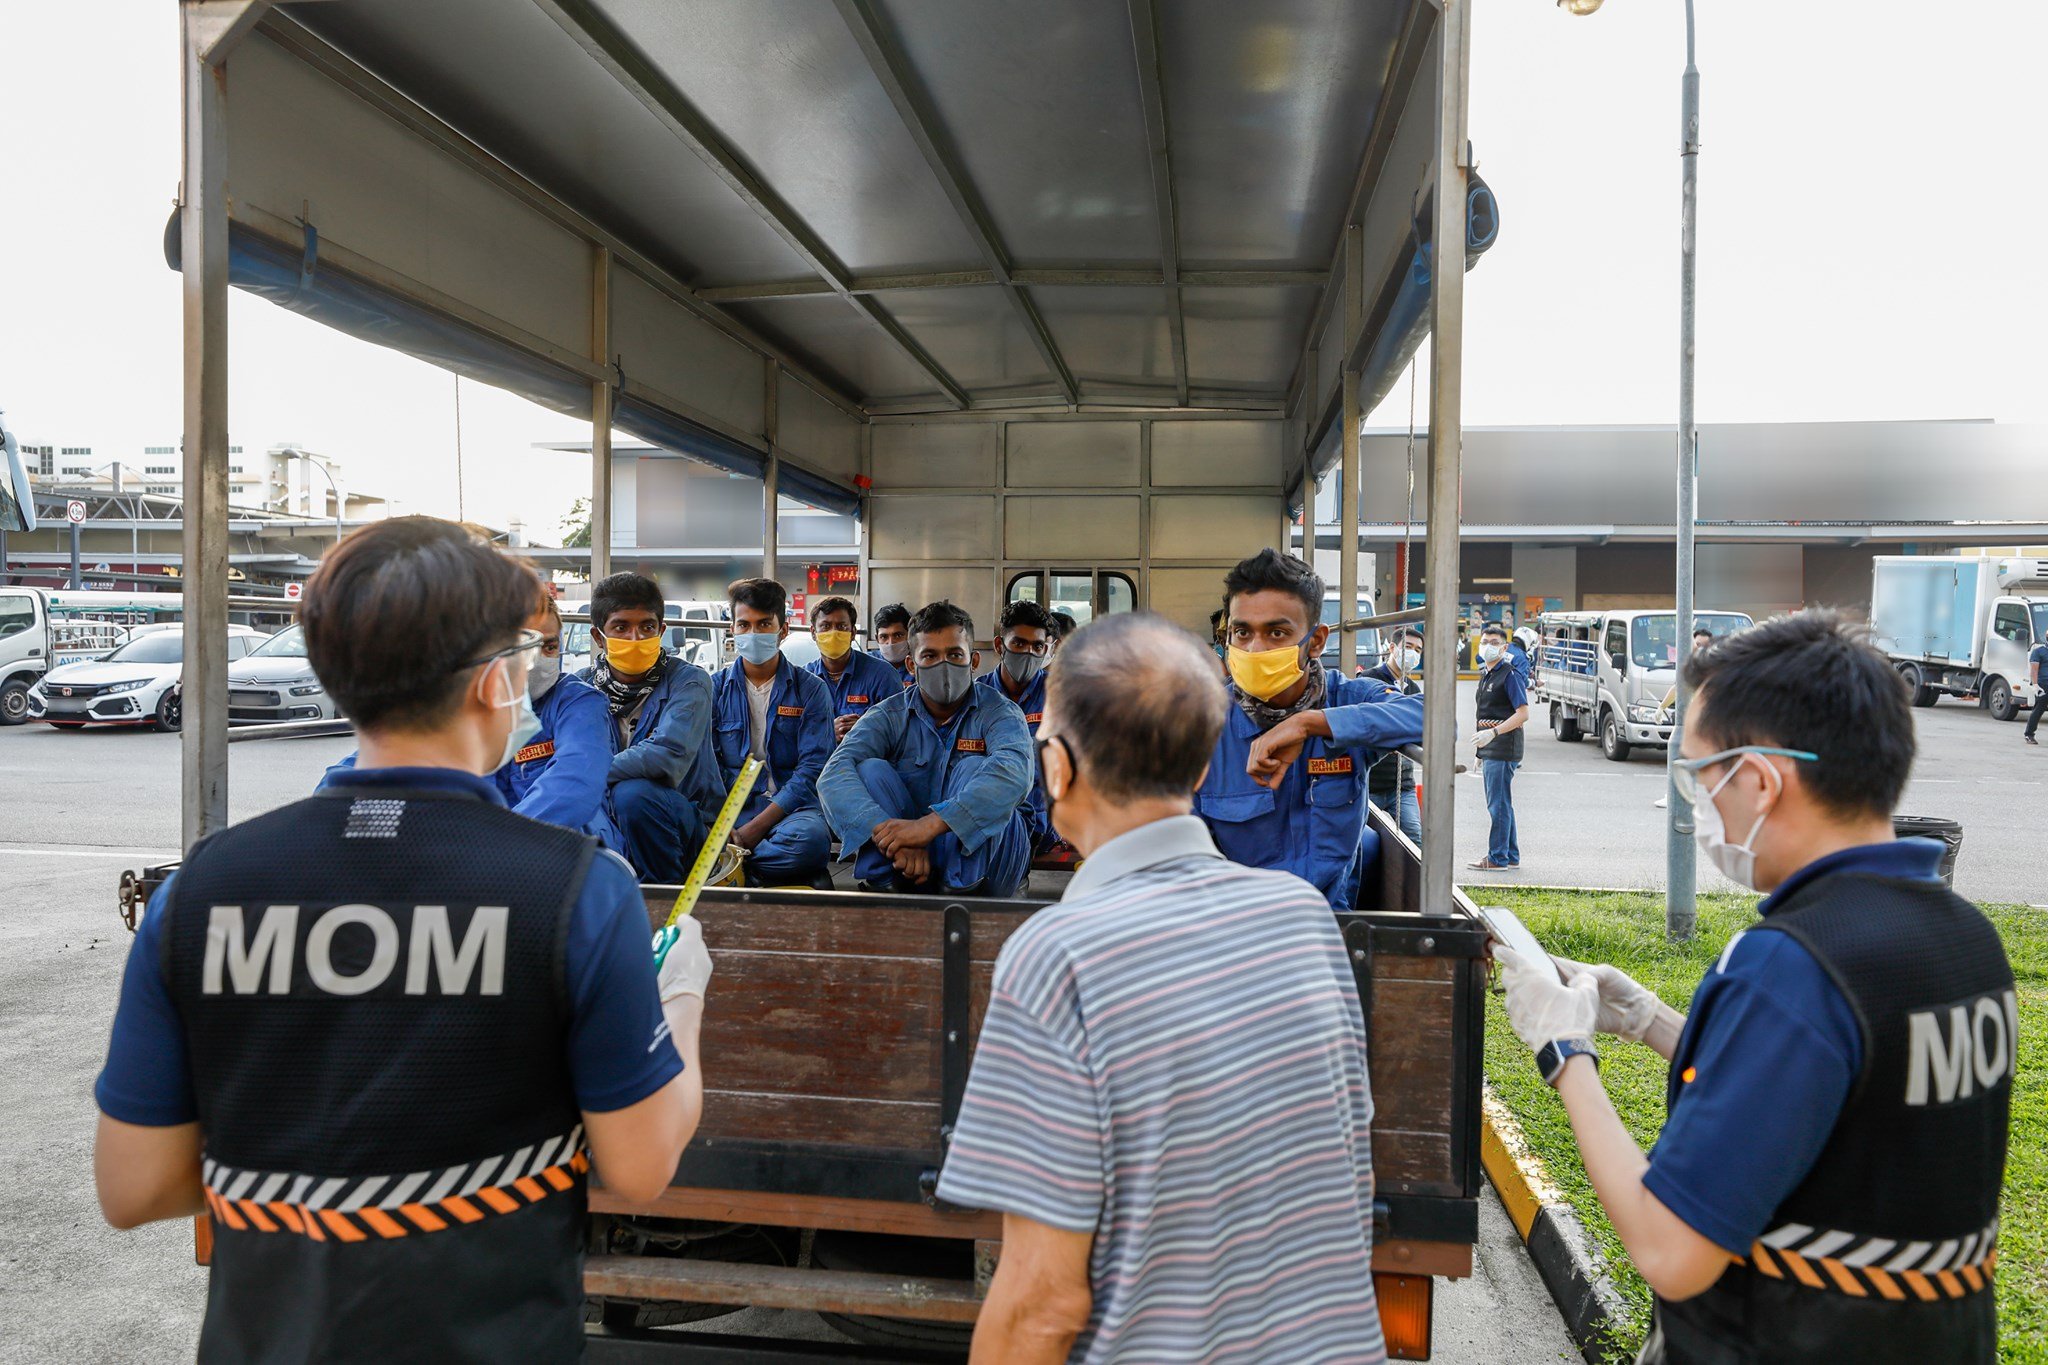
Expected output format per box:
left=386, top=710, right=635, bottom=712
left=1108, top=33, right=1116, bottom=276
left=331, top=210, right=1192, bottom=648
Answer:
left=269, top=1203, right=304, bottom=1235
left=1863, top=1267, right=1906, bottom=1301
left=570, top=1152, right=590, bottom=1174
left=317, top=1210, right=367, bottom=1243
left=211, top=1195, right=249, bottom=1232
left=514, top=1176, right=545, bottom=1202
left=357, top=1208, right=408, bottom=1239
left=1936, top=1269, right=1964, bottom=1298
left=238, top=1200, right=278, bottom=1234
left=541, top=1166, right=573, bottom=1192
left=478, top=1187, right=521, bottom=1215
left=1749, top=1245, right=1784, bottom=1279
left=1781, top=1251, right=1826, bottom=1289
left=440, top=1195, right=484, bottom=1224
left=1901, top=1270, right=1939, bottom=1302
left=399, top=1203, right=448, bottom=1233
left=1818, top=1258, right=1866, bottom=1297
left=301, top=1206, right=326, bottom=1242
left=1960, top=1263, right=1984, bottom=1292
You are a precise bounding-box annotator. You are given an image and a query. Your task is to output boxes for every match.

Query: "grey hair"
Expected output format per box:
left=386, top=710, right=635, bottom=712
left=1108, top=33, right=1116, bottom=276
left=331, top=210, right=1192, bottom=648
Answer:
left=1046, top=612, right=1226, bottom=802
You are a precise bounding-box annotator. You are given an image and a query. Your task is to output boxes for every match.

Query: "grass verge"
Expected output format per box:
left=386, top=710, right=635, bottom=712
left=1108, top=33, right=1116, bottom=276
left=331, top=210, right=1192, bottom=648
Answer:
left=1474, top=888, right=2047, bottom=1363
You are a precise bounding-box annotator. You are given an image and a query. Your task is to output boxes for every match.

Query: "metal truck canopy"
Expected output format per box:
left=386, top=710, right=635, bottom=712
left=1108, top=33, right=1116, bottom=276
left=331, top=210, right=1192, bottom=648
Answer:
left=172, top=0, right=1475, bottom=507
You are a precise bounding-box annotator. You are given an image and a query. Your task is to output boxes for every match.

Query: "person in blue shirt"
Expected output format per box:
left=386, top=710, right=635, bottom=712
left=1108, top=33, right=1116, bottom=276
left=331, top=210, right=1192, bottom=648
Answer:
left=871, top=601, right=914, bottom=686
left=819, top=600, right=1034, bottom=897
left=2024, top=638, right=2047, bottom=744
left=714, top=577, right=834, bottom=885
left=576, top=572, right=724, bottom=883
left=1470, top=620, right=1530, bottom=871
left=975, top=599, right=1056, bottom=852
left=1498, top=611, right=2014, bottom=1363
left=805, top=594, right=906, bottom=743
left=1194, top=549, right=1425, bottom=911
left=91, top=516, right=710, bottom=1356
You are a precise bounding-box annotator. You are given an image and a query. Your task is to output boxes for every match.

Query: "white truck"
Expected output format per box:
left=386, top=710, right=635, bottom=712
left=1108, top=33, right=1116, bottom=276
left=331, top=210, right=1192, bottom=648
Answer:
left=1531, top=607, right=1755, bottom=761
left=0, top=587, right=188, bottom=724
left=1869, top=556, right=2048, bottom=721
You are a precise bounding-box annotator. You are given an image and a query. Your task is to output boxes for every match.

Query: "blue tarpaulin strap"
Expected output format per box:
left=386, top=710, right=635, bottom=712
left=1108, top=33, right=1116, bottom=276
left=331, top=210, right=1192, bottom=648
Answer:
left=295, top=220, right=318, bottom=299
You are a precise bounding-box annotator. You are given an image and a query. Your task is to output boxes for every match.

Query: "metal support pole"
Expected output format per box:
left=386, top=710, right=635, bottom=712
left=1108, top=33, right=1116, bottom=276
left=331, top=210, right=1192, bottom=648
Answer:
left=1420, top=0, right=1471, bottom=913
left=1666, top=0, right=1700, bottom=941
left=763, top=365, right=780, bottom=581
left=1339, top=225, right=1364, bottom=673
left=69, top=521, right=82, bottom=590
left=180, top=3, right=233, bottom=849
left=588, top=245, right=613, bottom=584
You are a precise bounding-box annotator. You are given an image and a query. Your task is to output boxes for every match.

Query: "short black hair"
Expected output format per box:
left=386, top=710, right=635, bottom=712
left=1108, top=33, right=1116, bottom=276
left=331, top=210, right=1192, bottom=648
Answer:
left=812, top=595, right=858, bottom=631
left=302, top=516, right=537, bottom=731
left=999, top=599, right=1053, bottom=638
left=727, top=576, right=788, bottom=624
left=1683, top=609, right=1914, bottom=820
left=1693, top=626, right=1714, bottom=639
left=1480, top=622, right=1507, bottom=639
left=1223, top=548, right=1322, bottom=627
left=874, top=602, right=911, bottom=631
left=1049, top=614, right=1224, bottom=802
left=909, top=599, right=974, bottom=641
left=1393, top=627, right=1422, bottom=646
left=1050, top=611, right=1079, bottom=636
left=592, top=572, right=664, bottom=634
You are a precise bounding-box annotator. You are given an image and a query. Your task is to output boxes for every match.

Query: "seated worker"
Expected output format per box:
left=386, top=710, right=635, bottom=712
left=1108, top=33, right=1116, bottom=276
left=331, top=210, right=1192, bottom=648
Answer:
left=975, top=599, right=1056, bottom=851
left=320, top=575, right=618, bottom=848
left=1195, top=548, right=1425, bottom=910
left=578, top=572, right=723, bottom=883
left=819, top=601, right=1034, bottom=897
left=804, top=594, right=904, bottom=742
left=871, top=601, right=914, bottom=686
left=93, top=517, right=708, bottom=1360
left=713, top=578, right=834, bottom=885
left=1363, top=626, right=1424, bottom=844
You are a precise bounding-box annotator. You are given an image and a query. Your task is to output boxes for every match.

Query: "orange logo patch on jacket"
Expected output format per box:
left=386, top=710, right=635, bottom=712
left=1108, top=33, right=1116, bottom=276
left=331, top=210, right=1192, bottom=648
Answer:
left=1025, top=712, right=1043, bottom=724
left=515, top=740, right=556, bottom=765
left=955, top=738, right=987, bottom=754
left=846, top=694, right=872, bottom=705
left=776, top=705, right=805, bottom=717
left=1306, top=756, right=1353, bottom=776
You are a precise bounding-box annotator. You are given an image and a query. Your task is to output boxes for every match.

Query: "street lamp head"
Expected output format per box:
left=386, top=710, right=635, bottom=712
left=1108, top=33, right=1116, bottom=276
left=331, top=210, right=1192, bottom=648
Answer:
left=1557, top=0, right=1605, bottom=13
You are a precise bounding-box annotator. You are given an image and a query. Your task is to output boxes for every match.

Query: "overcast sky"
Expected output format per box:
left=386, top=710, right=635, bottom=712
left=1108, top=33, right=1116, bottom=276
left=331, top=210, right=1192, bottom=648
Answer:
left=2, top=0, right=2042, bottom=540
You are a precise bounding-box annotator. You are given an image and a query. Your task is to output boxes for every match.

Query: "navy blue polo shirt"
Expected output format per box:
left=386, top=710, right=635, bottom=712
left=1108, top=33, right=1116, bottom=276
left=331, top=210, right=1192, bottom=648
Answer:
left=96, top=766, right=683, bottom=1126
left=1641, top=838, right=1945, bottom=1254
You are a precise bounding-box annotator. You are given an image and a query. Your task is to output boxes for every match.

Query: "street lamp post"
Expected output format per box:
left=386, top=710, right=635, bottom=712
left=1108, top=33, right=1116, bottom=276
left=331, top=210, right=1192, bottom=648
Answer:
left=287, top=450, right=345, bottom=547
left=1560, top=0, right=1700, bottom=940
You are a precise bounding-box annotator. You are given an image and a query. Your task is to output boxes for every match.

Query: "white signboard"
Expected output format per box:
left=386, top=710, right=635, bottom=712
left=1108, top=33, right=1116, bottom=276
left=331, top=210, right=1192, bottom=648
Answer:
left=66, top=499, right=86, bottom=524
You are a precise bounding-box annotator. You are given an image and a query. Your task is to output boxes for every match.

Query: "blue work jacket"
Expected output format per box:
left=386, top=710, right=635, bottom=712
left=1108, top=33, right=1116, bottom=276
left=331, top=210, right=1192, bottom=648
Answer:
left=805, top=648, right=906, bottom=725
left=497, top=673, right=619, bottom=845
left=819, top=683, right=1033, bottom=855
left=712, top=656, right=834, bottom=816
left=574, top=658, right=724, bottom=828
left=1194, top=674, right=1426, bottom=910
left=975, top=666, right=1049, bottom=843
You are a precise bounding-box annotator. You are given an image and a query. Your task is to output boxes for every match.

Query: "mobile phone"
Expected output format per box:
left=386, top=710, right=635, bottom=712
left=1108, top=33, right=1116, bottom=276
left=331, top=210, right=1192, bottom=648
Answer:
left=1479, top=906, right=1565, bottom=982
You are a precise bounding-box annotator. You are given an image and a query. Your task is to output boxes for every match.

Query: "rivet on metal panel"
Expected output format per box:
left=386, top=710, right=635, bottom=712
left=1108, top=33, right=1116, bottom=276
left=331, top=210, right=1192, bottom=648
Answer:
left=1420, top=936, right=1436, bottom=952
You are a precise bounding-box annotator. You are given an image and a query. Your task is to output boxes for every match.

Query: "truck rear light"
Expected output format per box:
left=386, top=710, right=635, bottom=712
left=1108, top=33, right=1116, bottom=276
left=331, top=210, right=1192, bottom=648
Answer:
left=1375, top=1272, right=1432, bottom=1360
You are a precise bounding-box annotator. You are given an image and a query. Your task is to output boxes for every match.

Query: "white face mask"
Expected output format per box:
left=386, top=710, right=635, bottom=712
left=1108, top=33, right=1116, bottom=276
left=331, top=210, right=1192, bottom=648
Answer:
left=1479, top=643, right=1503, bottom=664
left=488, top=658, right=543, bottom=772
left=526, top=651, right=562, bottom=704
left=1396, top=647, right=1422, bottom=674
left=1692, top=753, right=1779, bottom=890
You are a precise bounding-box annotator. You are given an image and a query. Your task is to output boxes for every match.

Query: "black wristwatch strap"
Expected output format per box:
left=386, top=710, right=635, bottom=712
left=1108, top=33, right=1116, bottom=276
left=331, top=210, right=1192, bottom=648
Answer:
left=1536, top=1037, right=1600, bottom=1087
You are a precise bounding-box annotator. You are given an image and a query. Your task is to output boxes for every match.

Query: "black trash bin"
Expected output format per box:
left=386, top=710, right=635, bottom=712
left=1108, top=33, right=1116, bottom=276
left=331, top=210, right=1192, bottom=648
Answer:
left=1893, top=815, right=1963, bottom=886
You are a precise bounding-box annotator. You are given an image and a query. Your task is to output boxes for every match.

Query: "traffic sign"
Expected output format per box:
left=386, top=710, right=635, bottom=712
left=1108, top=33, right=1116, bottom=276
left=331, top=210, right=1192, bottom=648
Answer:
left=65, top=499, right=86, bottom=524
left=284, top=582, right=303, bottom=601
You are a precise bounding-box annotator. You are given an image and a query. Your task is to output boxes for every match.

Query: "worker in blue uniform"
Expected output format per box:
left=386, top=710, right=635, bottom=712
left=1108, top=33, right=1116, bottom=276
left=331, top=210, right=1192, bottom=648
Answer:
left=805, top=594, right=906, bottom=743
left=974, top=599, right=1056, bottom=852
left=871, top=602, right=914, bottom=684
left=819, top=600, right=1033, bottom=897
left=1194, top=549, right=1425, bottom=910
left=578, top=572, right=724, bottom=882
left=713, top=578, right=834, bottom=885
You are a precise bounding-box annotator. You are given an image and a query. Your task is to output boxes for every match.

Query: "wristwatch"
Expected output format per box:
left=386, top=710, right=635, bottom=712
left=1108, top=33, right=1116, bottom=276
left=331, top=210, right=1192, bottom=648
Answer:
left=1535, top=1037, right=1600, bottom=1087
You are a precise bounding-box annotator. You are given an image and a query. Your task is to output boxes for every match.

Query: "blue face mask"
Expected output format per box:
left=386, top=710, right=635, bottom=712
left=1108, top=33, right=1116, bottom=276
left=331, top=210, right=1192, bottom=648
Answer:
left=734, top=631, right=783, bottom=666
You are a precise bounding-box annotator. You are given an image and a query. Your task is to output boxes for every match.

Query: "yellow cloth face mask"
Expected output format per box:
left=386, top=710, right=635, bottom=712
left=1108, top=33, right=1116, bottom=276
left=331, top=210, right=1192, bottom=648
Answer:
left=602, top=632, right=665, bottom=674
left=1228, top=643, right=1305, bottom=701
left=814, top=629, right=854, bottom=660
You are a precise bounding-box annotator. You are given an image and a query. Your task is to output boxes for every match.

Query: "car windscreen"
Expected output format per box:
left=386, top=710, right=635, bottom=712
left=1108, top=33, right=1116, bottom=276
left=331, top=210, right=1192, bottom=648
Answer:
left=1630, top=612, right=1750, bottom=668
left=103, top=633, right=184, bottom=665
left=247, top=625, right=308, bottom=658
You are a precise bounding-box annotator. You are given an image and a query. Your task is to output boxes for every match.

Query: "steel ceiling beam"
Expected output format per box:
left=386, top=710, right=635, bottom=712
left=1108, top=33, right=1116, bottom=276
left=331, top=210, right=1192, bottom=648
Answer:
left=529, top=0, right=970, bottom=409
left=1125, top=0, right=1189, bottom=407
left=697, top=267, right=1326, bottom=302
left=834, top=0, right=1079, bottom=408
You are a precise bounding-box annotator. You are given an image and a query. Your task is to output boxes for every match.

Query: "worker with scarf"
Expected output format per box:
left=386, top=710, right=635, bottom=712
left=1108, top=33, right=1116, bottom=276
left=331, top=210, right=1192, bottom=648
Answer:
left=1193, top=549, right=1426, bottom=910
left=577, top=572, right=724, bottom=882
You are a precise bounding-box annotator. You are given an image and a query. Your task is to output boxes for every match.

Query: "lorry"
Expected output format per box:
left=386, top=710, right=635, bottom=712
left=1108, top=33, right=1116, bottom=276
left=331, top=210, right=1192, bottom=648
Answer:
left=1531, top=608, right=1754, bottom=761
left=1869, top=556, right=2048, bottom=721
left=0, top=586, right=190, bottom=725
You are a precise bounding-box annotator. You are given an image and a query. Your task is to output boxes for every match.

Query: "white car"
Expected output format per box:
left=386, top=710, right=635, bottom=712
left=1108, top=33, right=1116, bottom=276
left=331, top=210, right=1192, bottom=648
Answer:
left=27, top=625, right=267, bottom=730
left=227, top=625, right=339, bottom=725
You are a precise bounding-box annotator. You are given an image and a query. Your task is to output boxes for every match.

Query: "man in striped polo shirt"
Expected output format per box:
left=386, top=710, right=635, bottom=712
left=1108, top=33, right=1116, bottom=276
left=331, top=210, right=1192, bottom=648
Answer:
left=938, top=612, right=1384, bottom=1363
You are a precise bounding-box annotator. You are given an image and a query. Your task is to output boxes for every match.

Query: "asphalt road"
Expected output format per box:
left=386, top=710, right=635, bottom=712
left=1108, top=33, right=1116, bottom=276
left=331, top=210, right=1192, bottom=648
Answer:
left=1450, top=681, right=2047, bottom=905
left=0, top=722, right=1577, bottom=1362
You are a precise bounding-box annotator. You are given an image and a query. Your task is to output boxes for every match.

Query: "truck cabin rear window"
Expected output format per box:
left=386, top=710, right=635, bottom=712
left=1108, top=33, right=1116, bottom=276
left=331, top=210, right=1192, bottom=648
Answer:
left=2033, top=602, right=2048, bottom=643
left=1630, top=613, right=1749, bottom=669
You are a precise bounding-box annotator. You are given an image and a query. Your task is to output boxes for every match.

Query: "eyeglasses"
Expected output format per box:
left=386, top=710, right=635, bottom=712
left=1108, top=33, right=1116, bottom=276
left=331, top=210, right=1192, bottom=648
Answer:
left=460, top=628, right=544, bottom=673
left=1670, top=745, right=1817, bottom=805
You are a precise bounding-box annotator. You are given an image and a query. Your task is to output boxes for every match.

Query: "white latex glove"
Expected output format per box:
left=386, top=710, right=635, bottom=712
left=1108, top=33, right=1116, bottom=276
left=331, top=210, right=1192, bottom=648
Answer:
left=652, top=917, right=713, bottom=1002
left=1552, top=954, right=1661, bottom=1043
left=1494, top=945, right=1599, bottom=1054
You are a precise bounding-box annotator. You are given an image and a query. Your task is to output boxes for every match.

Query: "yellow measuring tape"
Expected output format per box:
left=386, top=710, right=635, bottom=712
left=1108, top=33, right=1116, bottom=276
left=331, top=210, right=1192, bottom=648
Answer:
left=663, top=756, right=762, bottom=929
